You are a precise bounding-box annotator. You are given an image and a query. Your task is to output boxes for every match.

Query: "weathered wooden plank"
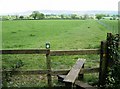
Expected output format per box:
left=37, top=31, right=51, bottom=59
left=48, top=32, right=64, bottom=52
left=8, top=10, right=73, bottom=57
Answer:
left=2, top=69, right=49, bottom=75
left=99, top=41, right=107, bottom=87
left=75, top=80, right=98, bottom=89
left=78, top=64, right=84, bottom=80
left=53, top=68, right=99, bottom=75
left=63, top=59, right=86, bottom=83
left=2, top=70, right=68, bottom=76
left=50, top=49, right=100, bottom=56
left=46, top=49, right=52, bottom=88
left=57, top=75, right=98, bottom=89
left=2, top=68, right=99, bottom=75
left=51, top=69, right=70, bottom=75
left=1, top=49, right=100, bottom=55
left=81, top=67, right=99, bottom=74
left=55, top=68, right=99, bottom=86
left=0, top=49, right=48, bottom=54
left=57, top=75, right=66, bottom=82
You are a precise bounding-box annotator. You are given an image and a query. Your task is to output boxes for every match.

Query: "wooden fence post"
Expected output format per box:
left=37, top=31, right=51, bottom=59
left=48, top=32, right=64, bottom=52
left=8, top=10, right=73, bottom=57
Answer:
left=99, top=41, right=108, bottom=87
left=46, top=42, right=52, bottom=88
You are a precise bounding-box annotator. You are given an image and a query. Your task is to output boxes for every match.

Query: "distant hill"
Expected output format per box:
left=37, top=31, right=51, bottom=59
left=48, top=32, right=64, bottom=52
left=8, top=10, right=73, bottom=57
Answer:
left=38, top=10, right=118, bottom=15
left=0, top=10, right=118, bottom=16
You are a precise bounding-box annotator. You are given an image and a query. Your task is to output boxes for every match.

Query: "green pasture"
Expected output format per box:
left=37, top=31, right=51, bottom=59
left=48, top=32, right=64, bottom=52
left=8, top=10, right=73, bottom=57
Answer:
left=2, top=20, right=110, bottom=50
left=99, top=20, right=118, bottom=34
left=2, top=20, right=116, bottom=87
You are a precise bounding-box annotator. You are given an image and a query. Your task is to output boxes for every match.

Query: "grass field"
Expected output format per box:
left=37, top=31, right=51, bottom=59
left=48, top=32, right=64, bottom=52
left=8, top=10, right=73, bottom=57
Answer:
left=2, top=19, right=108, bottom=70
left=2, top=19, right=116, bottom=87
left=98, top=20, right=118, bottom=34
left=2, top=20, right=110, bottom=50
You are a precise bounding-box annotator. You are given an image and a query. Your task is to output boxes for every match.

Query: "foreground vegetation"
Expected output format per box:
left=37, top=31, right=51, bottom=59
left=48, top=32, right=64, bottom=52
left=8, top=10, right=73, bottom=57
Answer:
left=2, top=19, right=115, bottom=87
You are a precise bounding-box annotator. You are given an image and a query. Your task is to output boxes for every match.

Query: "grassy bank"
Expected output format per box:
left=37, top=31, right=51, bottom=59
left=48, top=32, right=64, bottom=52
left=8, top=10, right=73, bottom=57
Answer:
left=99, top=20, right=118, bottom=34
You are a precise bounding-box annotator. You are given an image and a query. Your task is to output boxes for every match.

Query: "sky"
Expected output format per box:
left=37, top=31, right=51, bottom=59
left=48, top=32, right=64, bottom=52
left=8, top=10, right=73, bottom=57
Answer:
left=0, top=0, right=120, bottom=15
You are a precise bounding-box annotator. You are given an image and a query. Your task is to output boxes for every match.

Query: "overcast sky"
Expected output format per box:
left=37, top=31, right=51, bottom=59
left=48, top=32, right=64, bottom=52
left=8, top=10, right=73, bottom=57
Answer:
left=0, top=0, right=120, bottom=14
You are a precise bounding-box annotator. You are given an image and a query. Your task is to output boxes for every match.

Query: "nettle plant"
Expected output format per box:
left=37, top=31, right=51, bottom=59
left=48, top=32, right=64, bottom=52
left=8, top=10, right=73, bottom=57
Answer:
left=106, top=33, right=120, bottom=89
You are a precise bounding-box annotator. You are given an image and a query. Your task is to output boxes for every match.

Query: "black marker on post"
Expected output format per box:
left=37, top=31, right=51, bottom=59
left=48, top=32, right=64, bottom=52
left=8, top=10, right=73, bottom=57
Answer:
left=46, top=42, right=50, bottom=49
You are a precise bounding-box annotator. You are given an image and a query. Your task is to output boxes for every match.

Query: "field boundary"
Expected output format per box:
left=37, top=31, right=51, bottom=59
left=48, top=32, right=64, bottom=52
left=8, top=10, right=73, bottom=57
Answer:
left=1, top=33, right=119, bottom=88
left=1, top=48, right=100, bottom=88
left=2, top=68, right=99, bottom=75
left=1, top=49, right=100, bottom=55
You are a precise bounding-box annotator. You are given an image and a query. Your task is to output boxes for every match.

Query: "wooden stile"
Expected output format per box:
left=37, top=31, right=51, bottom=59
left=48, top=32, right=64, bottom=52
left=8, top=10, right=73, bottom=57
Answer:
left=63, top=59, right=86, bottom=83
left=75, top=80, right=98, bottom=89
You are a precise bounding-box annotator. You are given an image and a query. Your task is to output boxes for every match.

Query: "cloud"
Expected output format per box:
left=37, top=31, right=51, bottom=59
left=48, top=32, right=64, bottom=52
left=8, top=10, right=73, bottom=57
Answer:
left=0, top=0, right=119, bottom=14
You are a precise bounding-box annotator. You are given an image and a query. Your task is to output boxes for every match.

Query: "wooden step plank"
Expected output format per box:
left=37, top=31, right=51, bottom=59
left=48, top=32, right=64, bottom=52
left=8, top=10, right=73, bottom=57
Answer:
left=63, top=59, right=86, bottom=83
left=75, top=80, right=98, bottom=89
left=57, top=75, right=66, bottom=82
left=57, top=75, right=98, bottom=89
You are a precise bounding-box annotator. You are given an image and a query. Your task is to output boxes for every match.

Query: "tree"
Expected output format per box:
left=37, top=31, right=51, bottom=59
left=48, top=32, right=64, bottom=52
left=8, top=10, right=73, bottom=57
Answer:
left=37, top=13, right=45, bottom=19
left=71, top=14, right=77, bottom=19
left=19, top=16, right=24, bottom=19
left=15, top=15, right=19, bottom=20
left=83, top=14, right=89, bottom=20
left=106, top=14, right=110, bottom=17
left=30, top=11, right=39, bottom=20
left=30, top=11, right=45, bottom=20
left=60, top=14, right=64, bottom=19
left=95, top=14, right=105, bottom=20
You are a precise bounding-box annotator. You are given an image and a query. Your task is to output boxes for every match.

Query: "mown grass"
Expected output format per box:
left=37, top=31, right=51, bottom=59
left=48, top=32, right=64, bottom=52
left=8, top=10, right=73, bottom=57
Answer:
left=2, top=20, right=113, bottom=87
left=99, top=20, right=118, bottom=34
left=2, top=20, right=108, bottom=70
left=2, top=20, right=109, bottom=50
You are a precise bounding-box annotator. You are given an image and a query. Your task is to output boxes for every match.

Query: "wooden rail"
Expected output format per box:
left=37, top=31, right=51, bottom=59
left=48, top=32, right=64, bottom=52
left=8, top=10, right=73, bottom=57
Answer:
left=0, top=49, right=48, bottom=54
left=75, top=80, right=98, bottom=89
left=2, top=68, right=99, bottom=75
left=1, top=48, right=100, bottom=88
left=50, top=49, right=100, bottom=56
left=1, top=33, right=119, bottom=88
left=0, top=49, right=100, bottom=55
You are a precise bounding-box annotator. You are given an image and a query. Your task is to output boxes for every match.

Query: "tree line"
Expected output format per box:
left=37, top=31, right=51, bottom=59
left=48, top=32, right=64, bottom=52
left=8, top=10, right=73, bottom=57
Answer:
left=1, top=11, right=119, bottom=21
